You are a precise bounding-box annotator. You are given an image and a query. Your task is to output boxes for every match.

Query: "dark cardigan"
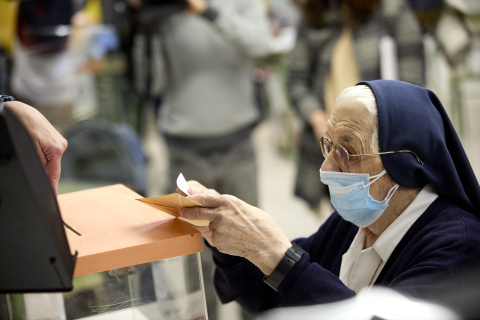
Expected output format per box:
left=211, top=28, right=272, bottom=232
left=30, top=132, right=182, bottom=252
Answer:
left=210, top=197, right=480, bottom=315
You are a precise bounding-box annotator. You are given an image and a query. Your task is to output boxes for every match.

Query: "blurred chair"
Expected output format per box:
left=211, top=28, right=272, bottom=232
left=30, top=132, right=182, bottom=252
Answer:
left=60, top=119, right=148, bottom=196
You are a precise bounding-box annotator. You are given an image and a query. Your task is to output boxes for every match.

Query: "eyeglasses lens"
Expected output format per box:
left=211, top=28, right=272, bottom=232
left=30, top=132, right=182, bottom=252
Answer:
left=334, top=146, right=348, bottom=168
left=321, top=138, right=349, bottom=168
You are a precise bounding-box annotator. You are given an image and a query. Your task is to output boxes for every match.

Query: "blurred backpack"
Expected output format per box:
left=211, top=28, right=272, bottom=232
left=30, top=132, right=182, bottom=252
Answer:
left=16, top=0, right=75, bottom=54
left=61, top=119, right=148, bottom=196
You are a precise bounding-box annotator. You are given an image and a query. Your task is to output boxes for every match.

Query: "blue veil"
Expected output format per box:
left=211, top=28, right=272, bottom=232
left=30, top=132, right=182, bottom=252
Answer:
left=359, top=80, right=480, bottom=215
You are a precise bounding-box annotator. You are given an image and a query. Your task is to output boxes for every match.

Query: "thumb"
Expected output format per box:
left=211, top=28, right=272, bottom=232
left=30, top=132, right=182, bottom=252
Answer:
left=44, top=160, right=61, bottom=195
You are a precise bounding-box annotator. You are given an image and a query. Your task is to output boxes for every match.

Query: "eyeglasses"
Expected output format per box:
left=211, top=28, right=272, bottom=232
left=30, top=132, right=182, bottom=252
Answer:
left=320, top=136, right=425, bottom=169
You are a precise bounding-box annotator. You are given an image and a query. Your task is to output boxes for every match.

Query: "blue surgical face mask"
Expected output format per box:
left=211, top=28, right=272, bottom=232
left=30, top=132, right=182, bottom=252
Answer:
left=320, top=169, right=399, bottom=228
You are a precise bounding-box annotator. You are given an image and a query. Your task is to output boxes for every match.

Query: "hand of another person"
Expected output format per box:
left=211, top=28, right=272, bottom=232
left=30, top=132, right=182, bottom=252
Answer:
left=185, top=0, right=207, bottom=15
left=180, top=193, right=292, bottom=275
left=309, top=109, right=329, bottom=141
left=4, top=101, right=68, bottom=195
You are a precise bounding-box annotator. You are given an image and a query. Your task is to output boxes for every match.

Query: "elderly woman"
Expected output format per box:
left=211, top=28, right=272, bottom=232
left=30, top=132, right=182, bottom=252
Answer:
left=179, top=80, right=480, bottom=314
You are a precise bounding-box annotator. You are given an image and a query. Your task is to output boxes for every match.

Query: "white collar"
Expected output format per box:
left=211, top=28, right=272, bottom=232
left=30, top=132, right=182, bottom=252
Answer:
left=373, top=184, right=438, bottom=261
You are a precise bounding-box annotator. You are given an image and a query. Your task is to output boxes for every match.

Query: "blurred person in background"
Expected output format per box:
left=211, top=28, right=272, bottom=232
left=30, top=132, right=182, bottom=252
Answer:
left=9, top=0, right=79, bottom=133
left=409, top=0, right=480, bottom=137
left=178, top=80, right=480, bottom=316
left=150, top=0, right=272, bottom=318
left=252, top=0, right=302, bottom=158
left=408, top=0, right=474, bottom=68
left=287, top=0, right=425, bottom=215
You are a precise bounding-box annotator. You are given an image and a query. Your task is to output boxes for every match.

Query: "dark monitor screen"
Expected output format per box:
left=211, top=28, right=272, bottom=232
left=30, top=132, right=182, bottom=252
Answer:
left=0, top=103, right=76, bottom=293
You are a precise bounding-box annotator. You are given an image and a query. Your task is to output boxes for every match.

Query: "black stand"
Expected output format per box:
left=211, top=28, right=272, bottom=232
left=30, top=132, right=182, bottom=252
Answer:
left=0, top=103, right=76, bottom=293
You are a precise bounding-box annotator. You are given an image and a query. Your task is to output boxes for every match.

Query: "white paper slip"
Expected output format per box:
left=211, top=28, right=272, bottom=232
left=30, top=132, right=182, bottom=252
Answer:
left=176, top=173, right=191, bottom=196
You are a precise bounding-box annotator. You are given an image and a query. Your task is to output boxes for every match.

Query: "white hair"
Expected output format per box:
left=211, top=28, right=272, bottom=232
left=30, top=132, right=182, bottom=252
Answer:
left=335, top=85, right=379, bottom=152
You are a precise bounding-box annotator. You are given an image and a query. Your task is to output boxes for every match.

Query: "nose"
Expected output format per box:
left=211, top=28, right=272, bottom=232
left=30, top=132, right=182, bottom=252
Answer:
left=321, top=150, right=341, bottom=172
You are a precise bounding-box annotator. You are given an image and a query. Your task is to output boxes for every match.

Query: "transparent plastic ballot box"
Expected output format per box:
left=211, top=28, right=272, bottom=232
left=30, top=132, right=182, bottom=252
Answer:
left=1, top=184, right=207, bottom=320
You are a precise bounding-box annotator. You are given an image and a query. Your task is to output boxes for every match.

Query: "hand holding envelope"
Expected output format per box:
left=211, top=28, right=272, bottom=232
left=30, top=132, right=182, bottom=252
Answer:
left=137, top=173, right=211, bottom=227
left=140, top=174, right=291, bottom=275
left=175, top=175, right=292, bottom=276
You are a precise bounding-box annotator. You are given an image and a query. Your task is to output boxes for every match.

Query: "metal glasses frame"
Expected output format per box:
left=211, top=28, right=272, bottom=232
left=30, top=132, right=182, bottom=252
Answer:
left=320, top=136, right=425, bottom=168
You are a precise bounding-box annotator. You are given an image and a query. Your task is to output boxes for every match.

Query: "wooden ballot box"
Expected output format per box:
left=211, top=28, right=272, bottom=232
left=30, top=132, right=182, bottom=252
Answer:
left=2, top=184, right=207, bottom=320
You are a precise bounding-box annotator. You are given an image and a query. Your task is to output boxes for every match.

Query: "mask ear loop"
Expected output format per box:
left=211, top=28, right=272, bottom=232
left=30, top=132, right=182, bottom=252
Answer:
left=384, top=184, right=400, bottom=203
left=364, top=170, right=400, bottom=202
left=365, top=169, right=387, bottom=188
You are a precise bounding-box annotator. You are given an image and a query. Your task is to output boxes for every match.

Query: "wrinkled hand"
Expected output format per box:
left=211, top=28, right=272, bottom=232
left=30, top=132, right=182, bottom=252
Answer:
left=180, top=193, right=291, bottom=275
left=175, top=180, right=219, bottom=244
left=4, top=101, right=68, bottom=194
left=185, top=0, right=207, bottom=15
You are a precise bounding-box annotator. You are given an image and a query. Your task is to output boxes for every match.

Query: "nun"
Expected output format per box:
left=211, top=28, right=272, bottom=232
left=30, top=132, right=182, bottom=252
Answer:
left=178, top=80, right=480, bottom=314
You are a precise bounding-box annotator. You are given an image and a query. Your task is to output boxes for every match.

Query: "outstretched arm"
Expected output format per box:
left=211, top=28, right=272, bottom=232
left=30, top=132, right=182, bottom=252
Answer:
left=181, top=192, right=357, bottom=313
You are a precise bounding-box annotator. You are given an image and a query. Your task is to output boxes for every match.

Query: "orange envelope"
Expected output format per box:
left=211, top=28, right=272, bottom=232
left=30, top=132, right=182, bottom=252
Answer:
left=137, top=193, right=210, bottom=227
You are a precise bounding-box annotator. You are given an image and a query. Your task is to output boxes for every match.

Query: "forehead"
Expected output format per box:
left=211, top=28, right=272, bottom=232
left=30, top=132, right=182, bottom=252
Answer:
left=327, top=101, right=376, bottom=145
